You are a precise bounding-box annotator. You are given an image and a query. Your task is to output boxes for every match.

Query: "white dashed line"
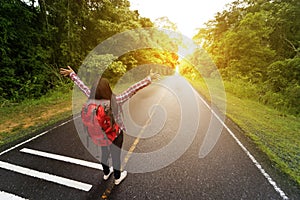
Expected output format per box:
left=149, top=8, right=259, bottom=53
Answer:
left=0, top=161, right=92, bottom=192
left=0, top=191, right=28, bottom=200
left=20, top=148, right=102, bottom=170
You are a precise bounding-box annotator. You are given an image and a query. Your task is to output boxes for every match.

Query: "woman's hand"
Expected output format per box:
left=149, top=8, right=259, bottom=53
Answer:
left=149, top=69, right=160, bottom=81
left=60, top=66, right=74, bottom=77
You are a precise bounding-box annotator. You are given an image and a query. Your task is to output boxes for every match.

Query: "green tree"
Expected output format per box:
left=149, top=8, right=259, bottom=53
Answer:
left=268, top=1, right=300, bottom=59
left=0, top=0, right=49, bottom=101
left=1, top=0, right=154, bottom=102
left=193, top=0, right=299, bottom=114
left=222, top=11, right=275, bottom=82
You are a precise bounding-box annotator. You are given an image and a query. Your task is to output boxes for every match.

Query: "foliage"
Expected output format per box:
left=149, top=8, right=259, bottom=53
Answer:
left=0, top=0, right=155, bottom=103
left=78, top=27, right=179, bottom=86
left=120, top=49, right=178, bottom=70
left=0, top=0, right=50, bottom=101
left=194, top=0, right=300, bottom=115
left=264, top=58, right=300, bottom=114
left=79, top=53, right=127, bottom=86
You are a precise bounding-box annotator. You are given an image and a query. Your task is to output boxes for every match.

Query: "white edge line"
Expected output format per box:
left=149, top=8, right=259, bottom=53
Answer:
left=0, top=161, right=92, bottom=192
left=0, top=191, right=28, bottom=200
left=193, top=88, right=289, bottom=200
left=20, top=148, right=103, bottom=170
left=0, top=117, right=78, bottom=156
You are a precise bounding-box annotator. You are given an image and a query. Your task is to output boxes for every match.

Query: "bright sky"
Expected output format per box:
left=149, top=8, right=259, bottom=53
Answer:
left=130, top=0, right=234, bottom=38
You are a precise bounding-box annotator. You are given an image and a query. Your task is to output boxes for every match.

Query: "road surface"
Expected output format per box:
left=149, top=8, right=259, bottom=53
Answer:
left=0, top=75, right=299, bottom=200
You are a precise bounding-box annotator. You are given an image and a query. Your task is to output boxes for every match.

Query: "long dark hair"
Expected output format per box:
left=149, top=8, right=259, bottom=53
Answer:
left=89, top=78, right=118, bottom=123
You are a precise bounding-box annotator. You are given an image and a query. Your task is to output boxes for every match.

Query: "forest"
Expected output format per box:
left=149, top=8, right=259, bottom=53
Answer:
left=0, top=0, right=177, bottom=103
left=0, top=0, right=299, bottom=116
left=193, top=0, right=299, bottom=115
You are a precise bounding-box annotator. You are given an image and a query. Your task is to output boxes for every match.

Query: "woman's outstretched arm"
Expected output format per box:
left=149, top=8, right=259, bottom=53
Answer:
left=60, top=66, right=91, bottom=97
left=116, top=70, right=160, bottom=104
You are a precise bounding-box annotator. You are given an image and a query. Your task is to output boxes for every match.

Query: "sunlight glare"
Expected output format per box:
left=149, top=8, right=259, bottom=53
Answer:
left=130, top=0, right=233, bottom=38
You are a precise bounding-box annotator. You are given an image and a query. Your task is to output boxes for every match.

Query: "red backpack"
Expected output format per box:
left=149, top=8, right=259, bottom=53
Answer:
left=81, top=100, right=120, bottom=146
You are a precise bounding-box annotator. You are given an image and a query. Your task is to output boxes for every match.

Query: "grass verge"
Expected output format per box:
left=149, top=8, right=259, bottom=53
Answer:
left=191, top=78, right=300, bottom=186
left=0, top=81, right=135, bottom=150
left=0, top=88, right=73, bottom=149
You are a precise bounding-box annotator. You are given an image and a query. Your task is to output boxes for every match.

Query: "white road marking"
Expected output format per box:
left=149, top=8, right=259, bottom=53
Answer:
left=20, top=148, right=103, bottom=170
left=0, top=191, right=28, bottom=200
left=0, top=161, right=92, bottom=192
left=193, top=89, right=289, bottom=200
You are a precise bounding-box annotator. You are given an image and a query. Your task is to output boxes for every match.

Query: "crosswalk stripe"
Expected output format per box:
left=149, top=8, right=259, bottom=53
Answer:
left=0, top=191, right=28, bottom=200
left=20, top=148, right=103, bottom=170
left=0, top=161, right=92, bottom=192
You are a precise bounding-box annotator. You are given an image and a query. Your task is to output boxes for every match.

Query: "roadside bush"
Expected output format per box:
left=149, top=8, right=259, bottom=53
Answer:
left=284, top=84, right=300, bottom=115
left=225, top=76, right=300, bottom=116
left=263, top=58, right=300, bottom=115
left=224, top=78, right=262, bottom=100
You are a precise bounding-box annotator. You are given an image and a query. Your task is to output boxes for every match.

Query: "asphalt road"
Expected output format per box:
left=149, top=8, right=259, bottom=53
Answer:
left=0, top=75, right=299, bottom=200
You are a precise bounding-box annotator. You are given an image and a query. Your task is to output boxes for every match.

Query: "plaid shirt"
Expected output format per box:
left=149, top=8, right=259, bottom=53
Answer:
left=70, top=72, right=152, bottom=131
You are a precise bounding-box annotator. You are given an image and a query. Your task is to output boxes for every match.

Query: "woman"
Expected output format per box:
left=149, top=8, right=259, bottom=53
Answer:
left=60, top=66, right=159, bottom=185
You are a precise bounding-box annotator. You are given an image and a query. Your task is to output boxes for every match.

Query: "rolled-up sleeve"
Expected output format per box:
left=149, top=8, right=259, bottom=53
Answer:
left=116, top=76, right=151, bottom=104
left=70, top=72, right=91, bottom=97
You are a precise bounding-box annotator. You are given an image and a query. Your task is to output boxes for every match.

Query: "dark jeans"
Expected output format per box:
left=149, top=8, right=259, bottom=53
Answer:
left=101, top=131, right=123, bottom=179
